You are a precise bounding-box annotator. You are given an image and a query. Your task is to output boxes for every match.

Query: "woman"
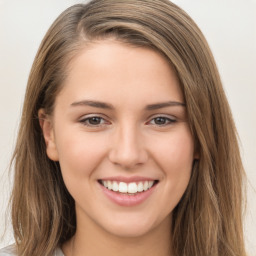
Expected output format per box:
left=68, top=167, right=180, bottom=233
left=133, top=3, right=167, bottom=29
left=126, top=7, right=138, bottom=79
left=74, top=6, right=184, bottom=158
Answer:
left=0, top=0, right=247, bottom=255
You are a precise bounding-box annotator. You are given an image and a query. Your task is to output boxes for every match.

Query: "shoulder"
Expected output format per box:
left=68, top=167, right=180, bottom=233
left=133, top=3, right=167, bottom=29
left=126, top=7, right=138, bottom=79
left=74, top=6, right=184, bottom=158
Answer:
left=0, top=245, right=64, bottom=256
left=0, top=245, right=17, bottom=256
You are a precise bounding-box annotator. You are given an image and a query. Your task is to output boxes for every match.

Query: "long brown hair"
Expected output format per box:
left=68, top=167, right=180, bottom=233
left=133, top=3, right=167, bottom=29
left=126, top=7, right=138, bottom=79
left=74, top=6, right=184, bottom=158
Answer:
left=10, top=0, right=247, bottom=255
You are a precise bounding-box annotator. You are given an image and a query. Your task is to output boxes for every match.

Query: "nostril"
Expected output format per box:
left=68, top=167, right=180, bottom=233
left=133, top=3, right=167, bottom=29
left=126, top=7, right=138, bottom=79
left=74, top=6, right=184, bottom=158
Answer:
left=108, top=141, right=148, bottom=169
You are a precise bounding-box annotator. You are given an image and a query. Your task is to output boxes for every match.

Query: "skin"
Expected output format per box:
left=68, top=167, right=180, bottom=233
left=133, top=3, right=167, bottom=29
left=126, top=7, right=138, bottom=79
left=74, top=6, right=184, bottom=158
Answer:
left=39, top=40, right=197, bottom=256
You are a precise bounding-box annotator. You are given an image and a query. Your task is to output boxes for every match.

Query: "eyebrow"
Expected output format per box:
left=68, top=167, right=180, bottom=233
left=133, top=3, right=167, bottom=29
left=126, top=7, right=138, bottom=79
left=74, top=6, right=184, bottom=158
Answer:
left=71, top=100, right=114, bottom=109
left=145, top=101, right=186, bottom=110
left=70, top=100, right=185, bottom=110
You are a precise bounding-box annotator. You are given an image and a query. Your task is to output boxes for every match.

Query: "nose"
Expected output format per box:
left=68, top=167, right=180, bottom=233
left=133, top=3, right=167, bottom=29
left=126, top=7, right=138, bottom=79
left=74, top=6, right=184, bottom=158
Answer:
left=108, top=125, right=148, bottom=170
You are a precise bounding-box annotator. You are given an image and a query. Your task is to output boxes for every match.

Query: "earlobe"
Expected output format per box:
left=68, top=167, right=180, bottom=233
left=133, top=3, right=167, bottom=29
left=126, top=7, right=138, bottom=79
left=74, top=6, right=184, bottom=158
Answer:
left=193, top=142, right=200, bottom=160
left=194, top=152, right=200, bottom=160
left=38, top=109, right=59, bottom=161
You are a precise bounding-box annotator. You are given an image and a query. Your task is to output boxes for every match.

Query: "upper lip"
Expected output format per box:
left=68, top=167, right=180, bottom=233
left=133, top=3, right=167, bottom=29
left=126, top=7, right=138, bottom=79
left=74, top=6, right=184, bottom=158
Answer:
left=99, top=176, right=158, bottom=183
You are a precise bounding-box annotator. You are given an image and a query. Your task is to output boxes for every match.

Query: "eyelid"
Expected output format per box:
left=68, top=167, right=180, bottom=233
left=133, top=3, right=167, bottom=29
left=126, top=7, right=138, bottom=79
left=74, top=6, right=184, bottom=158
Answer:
left=146, top=114, right=177, bottom=125
left=79, top=114, right=111, bottom=127
left=147, top=113, right=177, bottom=120
left=78, top=113, right=177, bottom=127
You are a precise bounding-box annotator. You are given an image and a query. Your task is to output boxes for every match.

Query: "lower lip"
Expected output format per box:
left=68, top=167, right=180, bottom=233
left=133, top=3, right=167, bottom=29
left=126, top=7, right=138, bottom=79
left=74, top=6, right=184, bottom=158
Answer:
left=99, top=183, right=157, bottom=207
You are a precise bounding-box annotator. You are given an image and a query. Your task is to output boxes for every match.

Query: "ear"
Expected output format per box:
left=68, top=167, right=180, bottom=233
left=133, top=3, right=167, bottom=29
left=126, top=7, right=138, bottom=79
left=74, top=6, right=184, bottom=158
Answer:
left=38, top=109, right=59, bottom=161
left=194, top=152, right=200, bottom=160
left=193, top=143, right=200, bottom=160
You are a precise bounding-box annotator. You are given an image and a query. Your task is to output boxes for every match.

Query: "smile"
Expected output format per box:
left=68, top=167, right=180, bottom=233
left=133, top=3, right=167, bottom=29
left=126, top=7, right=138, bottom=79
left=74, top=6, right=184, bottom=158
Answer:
left=99, top=180, right=157, bottom=194
left=98, top=177, right=159, bottom=206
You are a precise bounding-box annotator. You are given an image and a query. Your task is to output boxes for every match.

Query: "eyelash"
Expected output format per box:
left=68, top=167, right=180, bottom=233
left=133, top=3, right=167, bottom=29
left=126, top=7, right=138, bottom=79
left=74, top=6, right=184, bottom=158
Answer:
left=147, top=116, right=176, bottom=126
left=79, top=116, right=109, bottom=127
left=79, top=115, right=176, bottom=127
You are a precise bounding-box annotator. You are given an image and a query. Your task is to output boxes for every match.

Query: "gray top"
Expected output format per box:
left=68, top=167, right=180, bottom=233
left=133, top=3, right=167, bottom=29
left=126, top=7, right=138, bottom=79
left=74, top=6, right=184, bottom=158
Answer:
left=0, top=245, right=65, bottom=256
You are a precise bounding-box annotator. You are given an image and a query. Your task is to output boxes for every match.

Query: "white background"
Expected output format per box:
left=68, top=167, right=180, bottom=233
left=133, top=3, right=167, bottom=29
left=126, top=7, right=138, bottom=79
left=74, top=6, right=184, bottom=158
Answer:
left=0, top=0, right=255, bottom=255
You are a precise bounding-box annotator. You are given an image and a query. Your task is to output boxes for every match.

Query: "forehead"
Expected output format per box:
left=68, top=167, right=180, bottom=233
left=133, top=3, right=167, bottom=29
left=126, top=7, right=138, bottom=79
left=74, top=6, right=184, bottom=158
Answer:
left=56, top=39, right=183, bottom=109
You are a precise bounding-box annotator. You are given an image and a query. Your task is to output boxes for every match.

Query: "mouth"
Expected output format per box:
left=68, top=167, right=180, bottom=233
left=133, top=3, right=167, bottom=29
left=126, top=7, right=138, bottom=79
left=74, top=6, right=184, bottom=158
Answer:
left=98, top=179, right=159, bottom=195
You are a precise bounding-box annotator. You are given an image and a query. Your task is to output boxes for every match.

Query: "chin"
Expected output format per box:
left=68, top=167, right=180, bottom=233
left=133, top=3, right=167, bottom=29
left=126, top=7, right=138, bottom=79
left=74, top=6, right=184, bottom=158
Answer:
left=99, top=212, right=171, bottom=239
left=105, top=224, right=155, bottom=238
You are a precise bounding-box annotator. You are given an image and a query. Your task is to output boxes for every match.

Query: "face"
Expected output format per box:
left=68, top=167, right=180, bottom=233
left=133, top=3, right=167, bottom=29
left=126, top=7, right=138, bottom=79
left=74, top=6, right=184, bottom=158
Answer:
left=40, top=40, right=196, bottom=238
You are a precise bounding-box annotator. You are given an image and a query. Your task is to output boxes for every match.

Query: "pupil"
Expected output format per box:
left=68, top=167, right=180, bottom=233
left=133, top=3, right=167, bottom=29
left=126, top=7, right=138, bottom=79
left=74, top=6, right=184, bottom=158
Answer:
left=155, top=117, right=166, bottom=124
left=89, top=117, right=101, bottom=125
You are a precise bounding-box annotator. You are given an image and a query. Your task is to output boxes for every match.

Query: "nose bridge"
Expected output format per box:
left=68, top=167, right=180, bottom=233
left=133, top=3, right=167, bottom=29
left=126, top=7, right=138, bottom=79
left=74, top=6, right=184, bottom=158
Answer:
left=108, top=121, right=148, bottom=169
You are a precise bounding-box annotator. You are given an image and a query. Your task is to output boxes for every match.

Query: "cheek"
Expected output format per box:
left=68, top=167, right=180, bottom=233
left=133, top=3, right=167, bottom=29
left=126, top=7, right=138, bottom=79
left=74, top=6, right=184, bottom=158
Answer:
left=54, top=128, right=108, bottom=180
left=152, top=128, right=195, bottom=174
left=150, top=128, right=194, bottom=203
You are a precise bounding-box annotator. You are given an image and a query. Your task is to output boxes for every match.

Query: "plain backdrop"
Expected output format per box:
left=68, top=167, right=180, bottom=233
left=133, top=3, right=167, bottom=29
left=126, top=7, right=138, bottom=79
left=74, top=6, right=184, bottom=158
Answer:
left=0, top=0, right=255, bottom=255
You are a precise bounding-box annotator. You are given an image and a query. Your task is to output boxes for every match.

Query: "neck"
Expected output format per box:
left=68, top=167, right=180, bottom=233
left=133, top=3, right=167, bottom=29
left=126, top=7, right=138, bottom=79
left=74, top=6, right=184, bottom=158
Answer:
left=63, top=211, right=173, bottom=256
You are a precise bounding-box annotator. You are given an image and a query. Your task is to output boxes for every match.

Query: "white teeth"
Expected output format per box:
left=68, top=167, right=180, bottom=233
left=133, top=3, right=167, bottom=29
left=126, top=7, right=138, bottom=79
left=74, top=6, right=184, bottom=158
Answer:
left=107, top=180, right=112, bottom=190
left=101, top=180, right=155, bottom=194
left=128, top=182, right=137, bottom=193
left=112, top=181, right=119, bottom=192
left=143, top=181, right=149, bottom=191
left=137, top=182, right=144, bottom=192
left=119, top=182, right=128, bottom=193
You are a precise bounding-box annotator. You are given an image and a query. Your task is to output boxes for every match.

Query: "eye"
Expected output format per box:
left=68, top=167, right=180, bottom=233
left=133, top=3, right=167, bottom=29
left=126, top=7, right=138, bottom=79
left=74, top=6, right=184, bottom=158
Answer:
left=148, top=116, right=176, bottom=126
left=79, top=116, right=110, bottom=127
